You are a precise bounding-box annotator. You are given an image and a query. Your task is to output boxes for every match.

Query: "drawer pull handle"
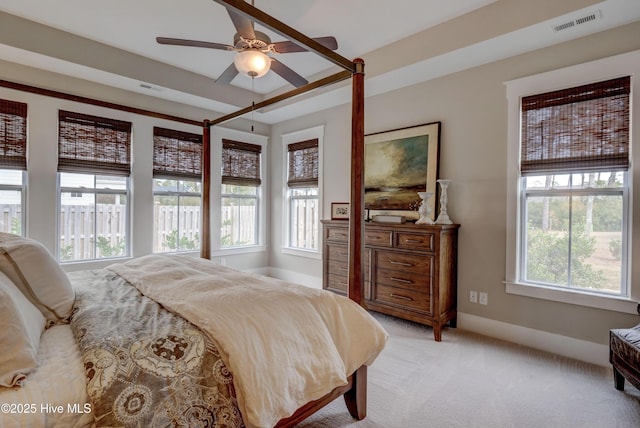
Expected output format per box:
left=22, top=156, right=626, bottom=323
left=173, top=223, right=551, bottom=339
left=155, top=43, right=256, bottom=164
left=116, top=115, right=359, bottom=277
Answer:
left=389, top=260, right=413, bottom=267
left=390, top=277, right=412, bottom=284
left=405, top=239, right=423, bottom=243
left=390, top=293, right=413, bottom=301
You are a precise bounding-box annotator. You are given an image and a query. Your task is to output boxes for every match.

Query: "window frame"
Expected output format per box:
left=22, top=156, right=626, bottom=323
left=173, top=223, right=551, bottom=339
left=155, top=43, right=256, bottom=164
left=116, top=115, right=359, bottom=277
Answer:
left=152, top=127, right=203, bottom=254
left=0, top=98, right=28, bottom=236
left=281, top=126, right=324, bottom=259
left=219, top=139, right=262, bottom=250
left=505, top=50, right=639, bottom=314
left=56, top=110, right=132, bottom=263
left=209, top=129, right=267, bottom=257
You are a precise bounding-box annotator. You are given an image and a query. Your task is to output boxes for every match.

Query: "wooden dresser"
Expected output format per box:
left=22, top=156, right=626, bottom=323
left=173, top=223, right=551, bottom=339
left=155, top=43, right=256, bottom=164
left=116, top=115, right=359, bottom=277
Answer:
left=321, top=220, right=459, bottom=341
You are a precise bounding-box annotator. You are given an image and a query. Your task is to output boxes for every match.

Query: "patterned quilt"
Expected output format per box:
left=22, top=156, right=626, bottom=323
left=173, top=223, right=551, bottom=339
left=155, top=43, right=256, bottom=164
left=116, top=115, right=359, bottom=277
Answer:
left=69, top=269, right=245, bottom=428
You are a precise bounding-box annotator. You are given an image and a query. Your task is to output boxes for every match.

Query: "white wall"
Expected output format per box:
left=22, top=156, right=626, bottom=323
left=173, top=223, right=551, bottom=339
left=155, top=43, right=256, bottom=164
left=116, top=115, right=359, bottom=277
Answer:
left=268, top=21, right=640, bottom=347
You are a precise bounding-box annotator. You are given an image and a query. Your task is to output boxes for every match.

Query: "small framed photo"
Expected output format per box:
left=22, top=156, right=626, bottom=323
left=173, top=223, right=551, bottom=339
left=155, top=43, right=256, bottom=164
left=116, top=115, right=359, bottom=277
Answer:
left=331, top=202, right=350, bottom=220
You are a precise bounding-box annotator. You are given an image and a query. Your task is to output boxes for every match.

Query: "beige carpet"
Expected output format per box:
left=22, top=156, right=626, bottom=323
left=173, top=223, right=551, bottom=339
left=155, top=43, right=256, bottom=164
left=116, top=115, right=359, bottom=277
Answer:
left=299, top=313, right=640, bottom=428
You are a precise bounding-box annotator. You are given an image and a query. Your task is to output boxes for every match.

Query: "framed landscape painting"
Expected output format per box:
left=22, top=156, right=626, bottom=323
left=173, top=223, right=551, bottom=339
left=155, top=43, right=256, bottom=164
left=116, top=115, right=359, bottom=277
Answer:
left=364, top=122, right=440, bottom=219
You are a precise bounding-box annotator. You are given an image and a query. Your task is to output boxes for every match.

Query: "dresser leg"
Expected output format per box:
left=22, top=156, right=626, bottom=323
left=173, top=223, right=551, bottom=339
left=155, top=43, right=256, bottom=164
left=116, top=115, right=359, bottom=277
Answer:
left=433, top=325, right=442, bottom=342
left=449, top=317, right=457, bottom=328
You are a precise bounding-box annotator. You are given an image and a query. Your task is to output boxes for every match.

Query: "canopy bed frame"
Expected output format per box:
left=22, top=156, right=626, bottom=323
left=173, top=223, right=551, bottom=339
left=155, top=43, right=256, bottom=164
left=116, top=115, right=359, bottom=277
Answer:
left=199, top=1, right=367, bottom=425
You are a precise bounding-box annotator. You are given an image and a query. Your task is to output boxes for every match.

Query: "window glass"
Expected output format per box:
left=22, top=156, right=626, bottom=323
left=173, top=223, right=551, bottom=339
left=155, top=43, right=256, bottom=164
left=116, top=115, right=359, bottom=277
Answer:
left=153, top=178, right=201, bottom=253
left=59, top=173, right=128, bottom=261
left=522, top=172, right=625, bottom=295
left=288, top=187, right=318, bottom=250
left=0, top=170, right=24, bottom=235
left=221, top=184, right=257, bottom=247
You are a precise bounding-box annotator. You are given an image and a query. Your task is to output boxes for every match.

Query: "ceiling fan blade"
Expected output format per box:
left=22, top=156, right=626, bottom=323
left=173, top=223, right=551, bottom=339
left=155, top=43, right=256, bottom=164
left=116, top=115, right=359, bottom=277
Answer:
left=270, top=59, right=308, bottom=88
left=227, top=9, right=255, bottom=40
left=216, top=63, right=239, bottom=84
left=156, top=37, right=233, bottom=51
left=271, top=36, right=338, bottom=53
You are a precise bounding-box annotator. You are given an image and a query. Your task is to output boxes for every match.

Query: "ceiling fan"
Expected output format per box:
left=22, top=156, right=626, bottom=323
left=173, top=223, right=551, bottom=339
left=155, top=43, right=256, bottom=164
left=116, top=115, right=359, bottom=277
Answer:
left=156, top=3, right=339, bottom=88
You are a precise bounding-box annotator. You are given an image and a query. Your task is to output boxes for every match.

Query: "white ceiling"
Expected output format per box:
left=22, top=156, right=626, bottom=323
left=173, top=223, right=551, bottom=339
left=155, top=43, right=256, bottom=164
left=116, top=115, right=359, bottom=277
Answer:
left=0, top=0, right=639, bottom=124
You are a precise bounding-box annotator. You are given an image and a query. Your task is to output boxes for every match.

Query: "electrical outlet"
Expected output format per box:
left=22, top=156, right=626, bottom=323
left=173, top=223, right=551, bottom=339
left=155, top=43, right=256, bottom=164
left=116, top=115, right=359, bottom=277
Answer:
left=479, top=292, right=488, bottom=305
left=469, top=290, right=478, bottom=303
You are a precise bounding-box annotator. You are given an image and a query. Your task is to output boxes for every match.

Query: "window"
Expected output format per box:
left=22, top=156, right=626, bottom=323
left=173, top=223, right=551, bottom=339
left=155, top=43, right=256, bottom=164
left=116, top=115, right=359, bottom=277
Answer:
left=286, top=139, right=319, bottom=251
left=0, top=99, right=27, bottom=235
left=220, top=139, right=261, bottom=247
left=152, top=127, right=202, bottom=253
left=57, top=110, right=131, bottom=261
left=506, top=67, right=635, bottom=310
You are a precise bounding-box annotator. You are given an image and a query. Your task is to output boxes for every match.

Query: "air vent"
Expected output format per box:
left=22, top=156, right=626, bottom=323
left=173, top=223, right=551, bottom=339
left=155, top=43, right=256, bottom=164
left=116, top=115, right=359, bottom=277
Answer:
left=139, top=83, right=162, bottom=92
left=552, top=10, right=602, bottom=33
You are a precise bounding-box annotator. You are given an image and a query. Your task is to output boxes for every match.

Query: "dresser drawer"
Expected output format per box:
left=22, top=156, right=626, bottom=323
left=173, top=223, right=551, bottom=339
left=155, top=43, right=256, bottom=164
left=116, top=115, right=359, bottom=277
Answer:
left=375, top=267, right=430, bottom=291
left=375, top=251, right=432, bottom=276
left=326, top=227, right=349, bottom=242
left=374, top=284, right=431, bottom=314
left=328, top=260, right=371, bottom=279
left=327, top=273, right=348, bottom=293
left=328, top=259, right=349, bottom=276
left=327, top=243, right=349, bottom=261
left=395, top=232, right=434, bottom=251
left=365, top=229, right=393, bottom=247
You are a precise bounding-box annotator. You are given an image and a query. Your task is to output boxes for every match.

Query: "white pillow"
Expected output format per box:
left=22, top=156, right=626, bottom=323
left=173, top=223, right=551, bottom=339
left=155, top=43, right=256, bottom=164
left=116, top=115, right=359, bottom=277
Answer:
left=0, top=270, right=46, bottom=387
left=0, top=233, right=74, bottom=325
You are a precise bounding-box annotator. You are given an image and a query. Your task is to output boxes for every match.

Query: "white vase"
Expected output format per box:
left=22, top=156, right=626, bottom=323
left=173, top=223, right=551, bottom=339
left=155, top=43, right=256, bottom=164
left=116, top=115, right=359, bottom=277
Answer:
left=415, top=192, right=434, bottom=224
left=435, top=179, right=453, bottom=224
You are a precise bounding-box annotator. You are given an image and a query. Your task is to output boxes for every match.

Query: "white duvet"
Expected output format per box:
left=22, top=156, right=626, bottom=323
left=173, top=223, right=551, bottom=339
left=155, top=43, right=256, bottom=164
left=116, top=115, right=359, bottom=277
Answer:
left=107, top=255, right=388, bottom=428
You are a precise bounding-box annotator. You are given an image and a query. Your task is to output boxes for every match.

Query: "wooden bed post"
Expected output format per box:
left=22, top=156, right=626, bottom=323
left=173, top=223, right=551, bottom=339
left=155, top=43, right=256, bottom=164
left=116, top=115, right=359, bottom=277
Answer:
left=201, top=120, right=211, bottom=259
left=348, top=58, right=365, bottom=305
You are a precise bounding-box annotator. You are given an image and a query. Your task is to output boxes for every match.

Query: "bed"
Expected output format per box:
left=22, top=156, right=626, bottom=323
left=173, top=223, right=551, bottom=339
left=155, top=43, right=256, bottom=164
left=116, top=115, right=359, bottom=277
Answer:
left=0, top=234, right=387, bottom=428
left=1, top=2, right=373, bottom=426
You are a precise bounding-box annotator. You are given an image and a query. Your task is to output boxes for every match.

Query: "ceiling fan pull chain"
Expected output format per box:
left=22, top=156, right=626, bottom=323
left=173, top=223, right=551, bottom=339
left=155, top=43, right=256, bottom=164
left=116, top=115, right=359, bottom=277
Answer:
left=251, top=76, right=255, bottom=132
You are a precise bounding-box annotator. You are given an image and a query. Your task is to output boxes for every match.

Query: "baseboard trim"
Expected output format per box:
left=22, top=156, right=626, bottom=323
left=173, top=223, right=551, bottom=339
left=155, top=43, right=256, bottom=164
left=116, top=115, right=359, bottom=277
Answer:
left=262, top=267, right=323, bottom=289
left=458, top=312, right=610, bottom=367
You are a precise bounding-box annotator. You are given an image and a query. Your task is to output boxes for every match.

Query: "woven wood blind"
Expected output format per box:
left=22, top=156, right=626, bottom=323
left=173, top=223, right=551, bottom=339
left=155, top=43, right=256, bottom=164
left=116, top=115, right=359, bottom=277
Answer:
left=287, top=139, right=318, bottom=188
left=221, top=139, right=261, bottom=186
left=58, top=110, right=132, bottom=176
left=520, top=76, right=630, bottom=175
left=153, top=127, right=202, bottom=180
left=0, top=99, right=27, bottom=170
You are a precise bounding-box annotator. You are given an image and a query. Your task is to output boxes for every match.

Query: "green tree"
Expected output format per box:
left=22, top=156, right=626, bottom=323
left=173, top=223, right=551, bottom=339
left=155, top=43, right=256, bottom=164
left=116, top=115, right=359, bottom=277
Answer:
left=10, top=217, right=21, bottom=235
left=95, top=236, right=125, bottom=257
left=163, top=229, right=199, bottom=251
left=59, top=244, right=73, bottom=261
left=526, top=221, right=605, bottom=289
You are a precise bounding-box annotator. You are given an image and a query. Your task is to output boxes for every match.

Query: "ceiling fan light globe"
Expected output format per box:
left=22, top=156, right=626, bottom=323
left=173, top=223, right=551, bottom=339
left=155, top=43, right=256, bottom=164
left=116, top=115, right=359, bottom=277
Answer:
left=234, top=50, right=271, bottom=78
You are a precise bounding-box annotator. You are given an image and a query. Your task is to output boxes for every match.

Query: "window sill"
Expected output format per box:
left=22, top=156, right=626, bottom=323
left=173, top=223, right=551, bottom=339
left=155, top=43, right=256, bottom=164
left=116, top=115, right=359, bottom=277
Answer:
left=505, top=281, right=639, bottom=314
left=211, top=245, right=265, bottom=257
left=281, top=247, right=321, bottom=260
